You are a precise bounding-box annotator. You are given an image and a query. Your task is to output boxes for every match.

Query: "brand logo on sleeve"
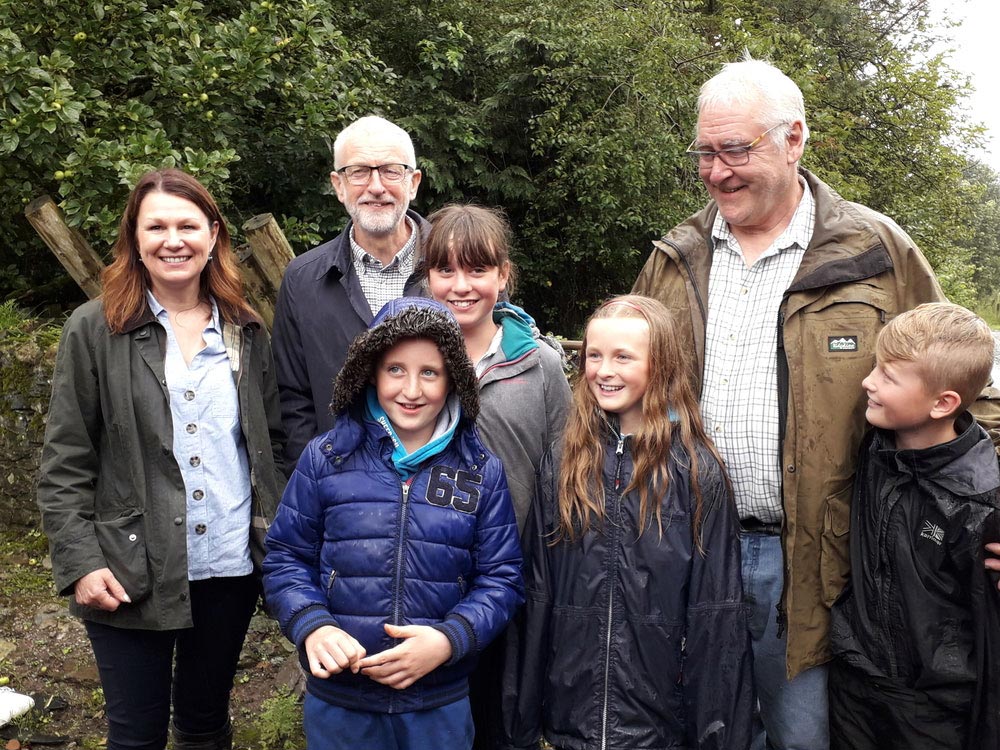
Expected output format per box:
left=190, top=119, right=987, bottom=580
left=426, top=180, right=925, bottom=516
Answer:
left=828, top=336, right=859, bottom=352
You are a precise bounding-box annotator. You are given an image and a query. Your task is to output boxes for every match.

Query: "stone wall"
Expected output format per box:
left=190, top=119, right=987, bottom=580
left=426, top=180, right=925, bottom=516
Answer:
left=0, top=333, right=57, bottom=528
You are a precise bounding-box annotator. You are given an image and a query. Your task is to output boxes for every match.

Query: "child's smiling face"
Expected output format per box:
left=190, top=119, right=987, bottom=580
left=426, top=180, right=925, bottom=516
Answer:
left=374, top=338, right=450, bottom=453
left=584, top=317, right=651, bottom=434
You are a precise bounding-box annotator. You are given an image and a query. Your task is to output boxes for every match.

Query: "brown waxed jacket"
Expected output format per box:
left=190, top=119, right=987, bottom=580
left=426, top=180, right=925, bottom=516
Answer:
left=633, top=168, right=1000, bottom=679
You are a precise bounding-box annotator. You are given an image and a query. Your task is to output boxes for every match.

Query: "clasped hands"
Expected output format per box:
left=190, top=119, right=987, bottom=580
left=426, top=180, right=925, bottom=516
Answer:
left=304, top=623, right=452, bottom=690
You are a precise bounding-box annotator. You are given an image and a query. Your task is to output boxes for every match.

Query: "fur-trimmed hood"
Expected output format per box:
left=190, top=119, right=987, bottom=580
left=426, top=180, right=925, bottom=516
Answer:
left=331, top=297, right=479, bottom=419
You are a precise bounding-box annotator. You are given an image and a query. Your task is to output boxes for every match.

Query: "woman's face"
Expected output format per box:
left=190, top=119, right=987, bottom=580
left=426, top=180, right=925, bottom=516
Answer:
left=135, top=191, right=218, bottom=298
left=427, top=252, right=510, bottom=337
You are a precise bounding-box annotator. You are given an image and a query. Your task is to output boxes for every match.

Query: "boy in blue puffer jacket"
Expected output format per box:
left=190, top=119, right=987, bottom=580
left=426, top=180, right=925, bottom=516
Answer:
left=263, top=297, right=524, bottom=749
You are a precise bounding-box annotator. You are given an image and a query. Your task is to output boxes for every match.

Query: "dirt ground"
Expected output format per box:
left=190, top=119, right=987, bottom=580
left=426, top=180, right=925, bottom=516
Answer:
left=0, top=524, right=304, bottom=750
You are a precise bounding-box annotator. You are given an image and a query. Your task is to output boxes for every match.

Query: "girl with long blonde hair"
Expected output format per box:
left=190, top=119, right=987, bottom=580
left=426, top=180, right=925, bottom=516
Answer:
left=503, top=294, right=753, bottom=750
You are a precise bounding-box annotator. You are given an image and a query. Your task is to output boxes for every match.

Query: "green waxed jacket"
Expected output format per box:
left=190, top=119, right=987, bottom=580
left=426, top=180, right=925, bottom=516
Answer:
left=633, top=168, right=1000, bottom=679
left=37, top=299, right=286, bottom=630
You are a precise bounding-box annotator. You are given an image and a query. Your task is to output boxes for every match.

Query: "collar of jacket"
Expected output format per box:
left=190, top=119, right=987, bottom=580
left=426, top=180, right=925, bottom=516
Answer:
left=870, top=411, right=1000, bottom=500
left=119, top=298, right=260, bottom=334
left=312, top=209, right=430, bottom=282
left=654, top=168, right=896, bottom=297
left=325, top=404, right=486, bottom=469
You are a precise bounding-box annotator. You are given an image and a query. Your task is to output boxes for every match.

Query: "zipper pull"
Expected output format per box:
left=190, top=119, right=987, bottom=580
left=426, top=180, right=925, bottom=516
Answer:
left=614, top=435, right=625, bottom=490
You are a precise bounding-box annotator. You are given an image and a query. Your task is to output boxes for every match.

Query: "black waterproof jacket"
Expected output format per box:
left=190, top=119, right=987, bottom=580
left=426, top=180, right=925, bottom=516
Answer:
left=830, top=413, right=1000, bottom=749
left=501, top=431, right=753, bottom=750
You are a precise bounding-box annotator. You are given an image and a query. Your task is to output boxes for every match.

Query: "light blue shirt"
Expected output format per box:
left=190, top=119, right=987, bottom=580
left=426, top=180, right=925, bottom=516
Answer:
left=148, top=292, right=253, bottom=580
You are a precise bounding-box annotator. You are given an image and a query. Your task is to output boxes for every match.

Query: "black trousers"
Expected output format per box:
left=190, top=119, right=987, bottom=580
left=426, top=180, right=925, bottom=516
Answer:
left=829, top=658, right=969, bottom=750
left=85, top=575, right=259, bottom=750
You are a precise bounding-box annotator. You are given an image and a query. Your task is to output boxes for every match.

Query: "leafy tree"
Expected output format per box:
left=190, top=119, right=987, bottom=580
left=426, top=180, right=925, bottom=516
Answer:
left=0, top=0, right=392, bottom=306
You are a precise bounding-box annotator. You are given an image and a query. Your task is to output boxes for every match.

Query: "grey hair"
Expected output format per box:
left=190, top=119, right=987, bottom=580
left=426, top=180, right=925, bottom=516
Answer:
left=697, top=55, right=809, bottom=145
left=332, top=115, right=417, bottom=169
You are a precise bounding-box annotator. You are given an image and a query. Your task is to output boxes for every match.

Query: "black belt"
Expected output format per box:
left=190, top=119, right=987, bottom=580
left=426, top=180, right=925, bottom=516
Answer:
left=740, top=517, right=781, bottom=535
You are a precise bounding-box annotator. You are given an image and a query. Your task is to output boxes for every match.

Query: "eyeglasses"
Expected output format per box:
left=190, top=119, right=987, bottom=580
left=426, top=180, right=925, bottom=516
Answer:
left=686, top=123, right=787, bottom=168
left=336, top=163, right=414, bottom=185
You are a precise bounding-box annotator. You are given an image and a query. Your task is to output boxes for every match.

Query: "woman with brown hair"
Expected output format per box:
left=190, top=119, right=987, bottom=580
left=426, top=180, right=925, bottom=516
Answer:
left=37, top=169, right=286, bottom=750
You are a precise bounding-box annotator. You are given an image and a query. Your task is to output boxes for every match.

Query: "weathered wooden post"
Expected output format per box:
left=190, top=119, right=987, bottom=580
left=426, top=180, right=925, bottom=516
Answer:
left=24, top=195, right=105, bottom=299
left=241, top=214, right=294, bottom=331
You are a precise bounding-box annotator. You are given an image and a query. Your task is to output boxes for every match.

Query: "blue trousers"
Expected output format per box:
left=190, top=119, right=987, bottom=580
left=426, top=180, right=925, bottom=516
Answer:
left=85, top=575, right=259, bottom=750
left=741, top=532, right=829, bottom=750
left=303, top=694, right=474, bottom=750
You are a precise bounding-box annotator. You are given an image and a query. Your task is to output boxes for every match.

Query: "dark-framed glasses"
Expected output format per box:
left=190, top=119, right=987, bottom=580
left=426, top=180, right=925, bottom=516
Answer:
left=686, top=122, right=787, bottom=168
left=337, top=163, right=414, bottom=185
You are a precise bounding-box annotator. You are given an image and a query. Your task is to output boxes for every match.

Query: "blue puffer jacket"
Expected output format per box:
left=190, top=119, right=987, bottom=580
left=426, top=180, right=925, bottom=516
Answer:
left=263, top=407, right=524, bottom=713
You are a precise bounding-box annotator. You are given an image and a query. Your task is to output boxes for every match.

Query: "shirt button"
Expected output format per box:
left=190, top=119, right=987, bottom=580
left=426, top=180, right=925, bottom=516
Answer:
left=721, top=378, right=728, bottom=385
left=184, top=390, right=196, bottom=401
left=195, top=523, right=207, bottom=535
left=174, top=516, right=183, bottom=525
left=186, top=423, right=197, bottom=434
left=189, top=456, right=201, bottom=467
left=192, top=489, right=205, bottom=501
left=740, top=287, right=748, bottom=295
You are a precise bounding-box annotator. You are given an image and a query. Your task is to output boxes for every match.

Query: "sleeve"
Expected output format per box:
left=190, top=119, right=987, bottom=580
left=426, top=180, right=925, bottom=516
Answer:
left=631, top=241, right=670, bottom=299
left=499, top=450, right=556, bottom=750
left=271, top=270, right=317, bottom=472
left=36, top=310, right=111, bottom=596
left=261, top=446, right=339, bottom=647
left=433, top=460, right=525, bottom=664
left=541, top=346, right=571, bottom=446
left=969, top=508, right=1000, bottom=750
left=682, top=454, right=754, bottom=750
left=256, top=327, right=290, bottom=490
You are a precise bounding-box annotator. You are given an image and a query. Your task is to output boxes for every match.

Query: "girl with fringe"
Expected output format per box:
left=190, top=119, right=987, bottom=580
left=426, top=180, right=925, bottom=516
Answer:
left=501, top=295, right=753, bottom=750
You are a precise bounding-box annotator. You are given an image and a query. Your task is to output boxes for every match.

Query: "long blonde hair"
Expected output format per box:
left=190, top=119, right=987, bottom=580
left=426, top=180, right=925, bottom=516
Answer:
left=557, top=295, right=726, bottom=550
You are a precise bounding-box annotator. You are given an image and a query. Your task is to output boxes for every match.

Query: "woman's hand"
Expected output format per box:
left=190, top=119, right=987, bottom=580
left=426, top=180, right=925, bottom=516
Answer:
left=74, top=568, right=131, bottom=611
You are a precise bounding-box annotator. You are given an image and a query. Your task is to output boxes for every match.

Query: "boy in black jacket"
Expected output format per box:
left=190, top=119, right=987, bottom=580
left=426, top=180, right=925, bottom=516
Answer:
left=829, top=302, right=1000, bottom=750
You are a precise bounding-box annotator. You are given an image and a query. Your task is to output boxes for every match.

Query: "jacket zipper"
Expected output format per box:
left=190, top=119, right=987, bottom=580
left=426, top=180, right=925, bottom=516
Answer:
left=388, top=478, right=413, bottom=714
left=326, top=569, right=337, bottom=592
left=601, top=434, right=627, bottom=750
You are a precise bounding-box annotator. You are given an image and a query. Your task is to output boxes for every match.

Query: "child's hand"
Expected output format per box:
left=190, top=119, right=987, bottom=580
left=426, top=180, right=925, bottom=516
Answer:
left=986, top=543, right=1000, bottom=591
left=358, top=623, right=453, bottom=690
left=303, top=625, right=366, bottom=678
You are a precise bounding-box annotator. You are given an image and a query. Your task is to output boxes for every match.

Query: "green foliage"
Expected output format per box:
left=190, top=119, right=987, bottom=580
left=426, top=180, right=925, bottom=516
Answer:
left=253, top=688, right=304, bottom=750
left=0, top=0, right=393, bottom=302
left=0, top=300, right=63, bottom=348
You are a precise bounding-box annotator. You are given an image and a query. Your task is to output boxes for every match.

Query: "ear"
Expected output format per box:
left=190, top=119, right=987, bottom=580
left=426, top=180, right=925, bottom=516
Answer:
left=209, top=220, right=220, bottom=251
left=930, top=390, right=962, bottom=420
left=498, top=261, right=511, bottom=293
left=330, top=171, right=348, bottom=205
left=407, top=168, right=422, bottom=200
left=785, top=120, right=805, bottom=164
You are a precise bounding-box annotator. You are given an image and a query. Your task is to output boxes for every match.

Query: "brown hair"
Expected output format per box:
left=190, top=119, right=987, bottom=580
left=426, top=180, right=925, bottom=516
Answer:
left=557, top=295, right=729, bottom=550
left=420, top=203, right=517, bottom=296
left=101, top=169, right=258, bottom=333
left=876, top=302, right=994, bottom=412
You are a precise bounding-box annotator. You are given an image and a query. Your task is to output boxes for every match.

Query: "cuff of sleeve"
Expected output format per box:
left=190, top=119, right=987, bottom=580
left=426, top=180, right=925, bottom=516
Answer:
left=431, top=614, right=477, bottom=666
left=287, top=604, right=339, bottom=648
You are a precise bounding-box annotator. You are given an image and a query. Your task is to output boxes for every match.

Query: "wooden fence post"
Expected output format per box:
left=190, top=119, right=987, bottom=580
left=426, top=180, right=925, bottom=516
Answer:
left=242, top=214, right=294, bottom=292
left=24, top=195, right=105, bottom=299
left=234, top=244, right=277, bottom=330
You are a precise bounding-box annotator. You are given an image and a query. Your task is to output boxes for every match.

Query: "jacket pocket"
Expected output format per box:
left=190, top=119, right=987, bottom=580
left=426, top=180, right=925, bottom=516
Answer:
left=93, top=510, right=153, bottom=604
left=819, top=484, right=852, bottom=608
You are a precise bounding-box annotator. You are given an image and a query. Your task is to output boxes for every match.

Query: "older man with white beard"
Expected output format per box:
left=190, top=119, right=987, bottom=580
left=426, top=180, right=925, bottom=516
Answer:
left=272, top=115, right=426, bottom=467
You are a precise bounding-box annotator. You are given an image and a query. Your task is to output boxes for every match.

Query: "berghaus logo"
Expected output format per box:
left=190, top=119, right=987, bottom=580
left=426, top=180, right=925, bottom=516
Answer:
left=828, top=336, right=858, bottom=352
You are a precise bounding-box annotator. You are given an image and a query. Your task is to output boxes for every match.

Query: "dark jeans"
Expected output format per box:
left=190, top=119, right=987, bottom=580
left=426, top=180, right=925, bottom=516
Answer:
left=85, top=575, right=259, bottom=750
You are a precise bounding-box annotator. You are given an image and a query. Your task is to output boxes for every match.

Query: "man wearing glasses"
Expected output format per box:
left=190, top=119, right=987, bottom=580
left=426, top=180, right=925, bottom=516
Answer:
left=633, top=58, right=965, bottom=749
left=273, top=115, right=425, bottom=467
